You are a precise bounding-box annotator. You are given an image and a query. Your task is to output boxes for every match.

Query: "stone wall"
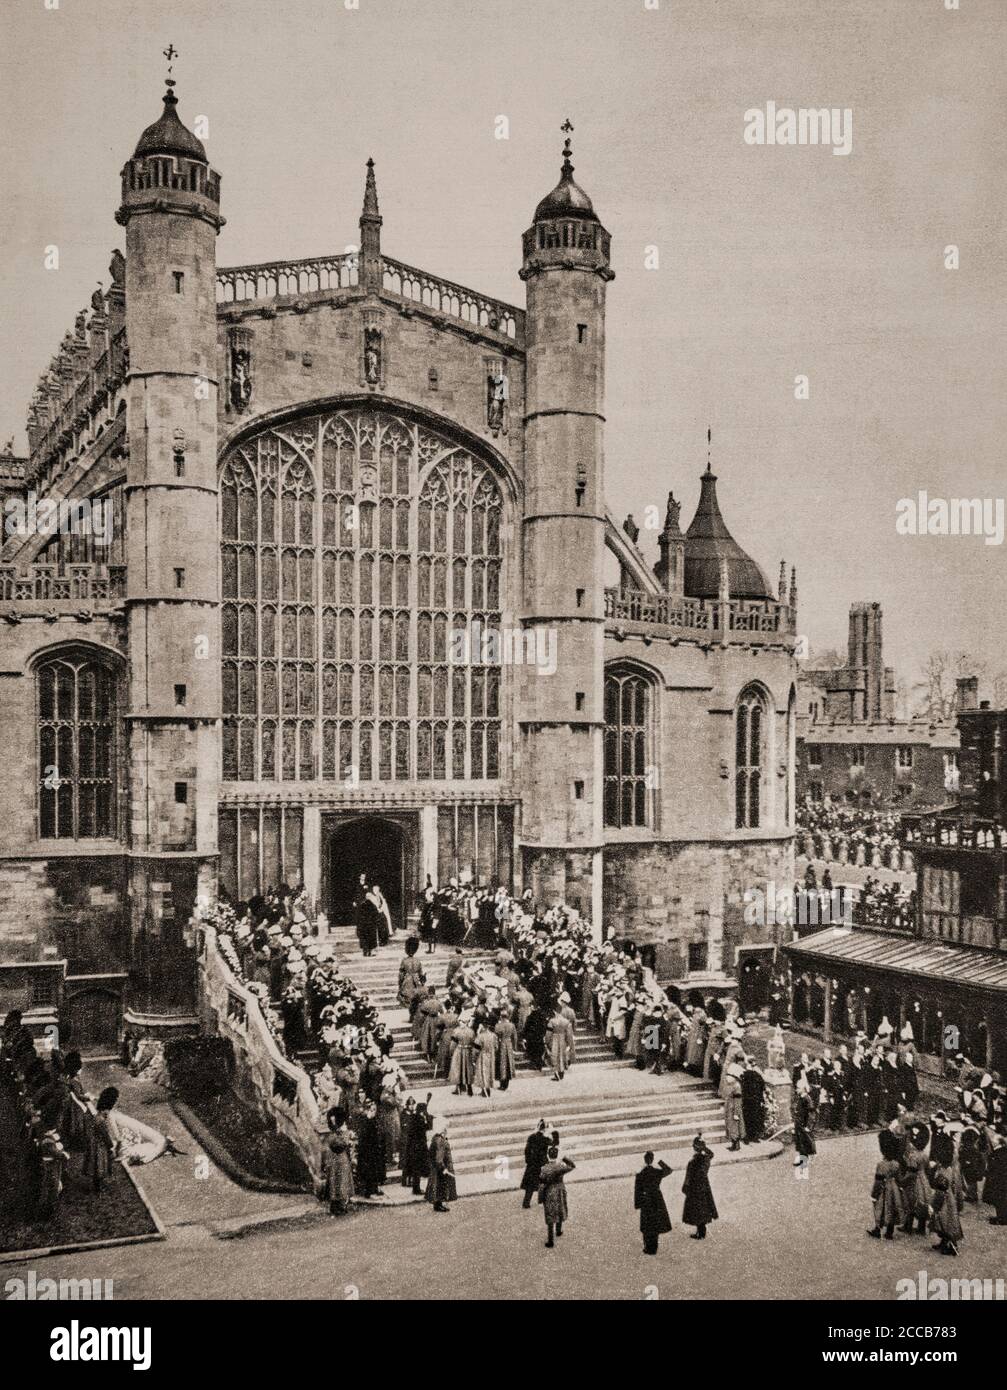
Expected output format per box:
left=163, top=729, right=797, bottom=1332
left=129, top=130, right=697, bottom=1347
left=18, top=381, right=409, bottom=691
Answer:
left=603, top=835, right=794, bottom=977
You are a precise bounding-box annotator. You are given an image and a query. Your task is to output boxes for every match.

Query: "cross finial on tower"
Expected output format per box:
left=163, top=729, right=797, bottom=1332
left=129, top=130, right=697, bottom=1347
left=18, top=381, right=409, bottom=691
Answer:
left=561, top=118, right=574, bottom=171
left=706, top=426, right=712, bottom=473
left=163, top=43, right=178, bottom=98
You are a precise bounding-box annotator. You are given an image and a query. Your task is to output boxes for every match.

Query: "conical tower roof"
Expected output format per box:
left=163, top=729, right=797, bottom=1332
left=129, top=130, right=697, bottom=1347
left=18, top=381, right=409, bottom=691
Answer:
left=133, top=83, right=207, bottom=162
left=684, top=463, right=773, bottom=601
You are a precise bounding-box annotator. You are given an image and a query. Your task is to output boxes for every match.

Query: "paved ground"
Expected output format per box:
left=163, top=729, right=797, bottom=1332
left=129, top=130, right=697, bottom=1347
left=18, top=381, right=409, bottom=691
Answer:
left=12, top=1129, right=1005, bottom=1300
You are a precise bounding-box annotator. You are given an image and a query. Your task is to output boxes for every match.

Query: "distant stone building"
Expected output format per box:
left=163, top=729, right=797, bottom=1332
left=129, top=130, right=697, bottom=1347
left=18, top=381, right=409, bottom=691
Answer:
left=797, top=602, right=958, bottom=809
left=0, top=83, right=798, bottom=1045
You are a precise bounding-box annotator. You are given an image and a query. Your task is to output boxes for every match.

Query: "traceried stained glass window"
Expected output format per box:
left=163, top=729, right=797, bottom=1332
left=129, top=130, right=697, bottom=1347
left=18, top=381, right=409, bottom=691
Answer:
left=220, top=410, right=504, bottom=783
left=603, top=668, right=652, bottom=828
left=37, top=656, right=117, bottom=838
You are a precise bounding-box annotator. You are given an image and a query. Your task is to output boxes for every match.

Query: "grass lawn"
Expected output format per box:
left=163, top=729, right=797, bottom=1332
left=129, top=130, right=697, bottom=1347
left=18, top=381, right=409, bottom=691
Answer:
left=0, top=1160, right=157, bottom=1257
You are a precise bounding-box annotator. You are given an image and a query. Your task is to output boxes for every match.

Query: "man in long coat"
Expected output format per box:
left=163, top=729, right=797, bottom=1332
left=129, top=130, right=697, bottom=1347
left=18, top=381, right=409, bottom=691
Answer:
left=425, top=1120, right=457, bottom=1213
left=681, top=1136, right=718, bottom=1239
left=354, top=876, right=378, bottom=956
left=546, top=1004, right=574, bottom=1080
left=539, top=1147, right=575, bottom=1247
left=740, top=1059, right=765, bottom=1143
left=634, top=1152, right=672, bottom=1255
left=521, top=1119, right=550, bottom=1209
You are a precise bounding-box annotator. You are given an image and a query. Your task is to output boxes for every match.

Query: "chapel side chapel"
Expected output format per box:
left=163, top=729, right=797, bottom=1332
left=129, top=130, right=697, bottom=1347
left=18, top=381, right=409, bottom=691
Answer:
left=0, top=83, right=798, bottom=1043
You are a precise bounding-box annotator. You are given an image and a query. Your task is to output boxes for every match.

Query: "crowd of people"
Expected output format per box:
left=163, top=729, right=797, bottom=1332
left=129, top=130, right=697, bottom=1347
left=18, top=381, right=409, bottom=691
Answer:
left=856, top=874, right=917, bottom=932
left=0, top=1012, right=179, bottom=1224
left=797, top=799, right=904, bottom=866
left=866, top=1106, right=1007, bottom=1254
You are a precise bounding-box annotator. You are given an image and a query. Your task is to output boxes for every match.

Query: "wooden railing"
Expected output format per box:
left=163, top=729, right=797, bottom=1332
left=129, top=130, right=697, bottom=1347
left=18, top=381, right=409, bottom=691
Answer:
left=902, top=816, right=1007, bottom=852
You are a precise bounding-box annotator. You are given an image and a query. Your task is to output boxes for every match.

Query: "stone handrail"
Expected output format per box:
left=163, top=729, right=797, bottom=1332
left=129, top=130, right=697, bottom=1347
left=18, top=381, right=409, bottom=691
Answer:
left=381, top=256, right=522, bottom=341
left=216, top=252, right=361, bottom=304
left=197, top=922, right=322, bottom=1184
left=605, top=586, right=795, bottom=638
left=0, top=563, right=126, bottom=605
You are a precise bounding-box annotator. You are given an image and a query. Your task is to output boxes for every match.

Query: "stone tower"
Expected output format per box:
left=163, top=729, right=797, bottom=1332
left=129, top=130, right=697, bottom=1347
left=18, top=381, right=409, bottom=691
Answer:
left=517, top=127, right=614, bottom=930
left=116, top=80, right=223, bottom=1017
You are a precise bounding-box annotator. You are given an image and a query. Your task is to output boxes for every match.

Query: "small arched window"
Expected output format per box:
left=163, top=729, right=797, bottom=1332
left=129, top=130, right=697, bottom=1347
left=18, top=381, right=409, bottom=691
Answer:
left=735, top=687, right=765, bottom=829
left=37, top=655, right=117, bottom=839
left=604, top=668, right=653, bottom=828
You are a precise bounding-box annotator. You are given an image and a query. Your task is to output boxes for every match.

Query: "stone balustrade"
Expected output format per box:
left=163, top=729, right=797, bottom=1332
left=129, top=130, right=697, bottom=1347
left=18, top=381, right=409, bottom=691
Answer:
left=381, top=256, right=522, bottom=341
left=0, top=563, right=126, bottom=606
left=605, top=586, right=796, bottom=641
left=197, top=922, right=322, bottom=1184
left=216, top=252, right=361, bottom=304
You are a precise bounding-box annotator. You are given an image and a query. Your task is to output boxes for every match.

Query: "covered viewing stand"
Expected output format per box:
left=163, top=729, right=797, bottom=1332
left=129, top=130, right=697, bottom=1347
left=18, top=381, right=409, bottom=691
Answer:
left=784, top=926, right=1007, bottom=1075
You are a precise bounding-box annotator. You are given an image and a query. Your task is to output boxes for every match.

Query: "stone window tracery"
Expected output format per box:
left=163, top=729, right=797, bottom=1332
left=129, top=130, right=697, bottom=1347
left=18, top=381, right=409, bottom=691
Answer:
left=603, top=668, right=652, bottom=828
left=221, top=409, right=504, bottom=783
left=37, top=655, right=117, bottom=839
left=735, top=686, right=765, bottom=829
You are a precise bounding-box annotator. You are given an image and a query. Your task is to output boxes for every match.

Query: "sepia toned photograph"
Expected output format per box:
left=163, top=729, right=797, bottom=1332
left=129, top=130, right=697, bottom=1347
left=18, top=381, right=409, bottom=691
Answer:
left=1, top=0, right=1004, bottom=1350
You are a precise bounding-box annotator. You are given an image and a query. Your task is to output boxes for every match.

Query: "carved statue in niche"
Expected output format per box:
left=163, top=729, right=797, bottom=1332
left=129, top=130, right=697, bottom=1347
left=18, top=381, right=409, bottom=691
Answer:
left=486, top=367, right=509, bottom=434
left=364, top=325, right=382, bottom=385
left=228, top=327, right=253, bottom=413
left=172, top=429, right=186, bottom=475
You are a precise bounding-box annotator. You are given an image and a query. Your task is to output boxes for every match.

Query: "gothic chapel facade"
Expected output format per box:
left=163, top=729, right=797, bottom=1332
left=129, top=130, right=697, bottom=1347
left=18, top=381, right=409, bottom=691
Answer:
left=0, top=84, right=798, bottom=1040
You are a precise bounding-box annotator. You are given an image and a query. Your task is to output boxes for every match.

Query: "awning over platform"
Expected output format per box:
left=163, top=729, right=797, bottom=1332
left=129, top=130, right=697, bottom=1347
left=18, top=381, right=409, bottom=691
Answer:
left=784, top=928, right=1007, bottom=994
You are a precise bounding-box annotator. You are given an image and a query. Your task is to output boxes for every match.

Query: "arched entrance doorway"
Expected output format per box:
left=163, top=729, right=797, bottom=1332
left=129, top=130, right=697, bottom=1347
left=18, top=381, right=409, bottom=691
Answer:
left=328, top=818, right=406, bottom=929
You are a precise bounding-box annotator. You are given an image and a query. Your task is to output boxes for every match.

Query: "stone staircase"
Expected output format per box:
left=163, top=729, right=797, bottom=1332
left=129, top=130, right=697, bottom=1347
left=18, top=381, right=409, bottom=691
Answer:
left=318, top=927, right=612, bottom=1085
left=300, top=925, right=729, bottom=1187
left=432, top=1083, right=728, bottom=1177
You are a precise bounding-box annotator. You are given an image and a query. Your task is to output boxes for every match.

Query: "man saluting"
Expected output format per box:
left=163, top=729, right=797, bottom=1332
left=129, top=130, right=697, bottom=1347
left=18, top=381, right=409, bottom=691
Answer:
left=634, top=1151, right=672, bottom=1255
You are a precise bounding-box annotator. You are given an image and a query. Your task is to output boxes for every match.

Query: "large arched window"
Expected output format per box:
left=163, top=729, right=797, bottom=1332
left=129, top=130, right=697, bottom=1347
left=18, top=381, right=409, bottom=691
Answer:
left=37, top=655, right=117, bottom=838
left=604, top=668, right=652, bottom=828
left=735, top=687, right=766, bottom=829
left=220, top=409, right=504, bottom=783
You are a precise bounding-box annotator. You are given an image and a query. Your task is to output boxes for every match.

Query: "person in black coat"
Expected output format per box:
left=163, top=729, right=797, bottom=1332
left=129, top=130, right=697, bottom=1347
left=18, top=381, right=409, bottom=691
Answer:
left=881, top=1051, right=902, bottom=1122
left=983, top=1136, right=1007, bottom=1224
left=899, top=1051, right=920, bottom=1110
left=520, top=1119, right=550, bottom=1209
left=355, top=1101, right=387, bottom=1198
left=355, top=876, right=378, bottom=956
left=865, top=1056, right=883, bottom=1127
left=929, top=1113, right=955, bottom=1168
left=681, top=1136, right=718, bottom=1239
left=523, top=1005, right=549, bottom=1071
left=634, top=1151, right=673, bottom=1254
left=400, top=1096, right=433, bottom=1194
left=740, top=1061, right=765, bottom=1143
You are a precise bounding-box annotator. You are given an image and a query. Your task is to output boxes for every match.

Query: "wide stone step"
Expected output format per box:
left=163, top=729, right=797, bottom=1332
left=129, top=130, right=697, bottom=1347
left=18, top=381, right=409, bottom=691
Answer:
left=391, top=1120, right=729, bottom=1177
left=434, top=1096, right=723, bottom=1140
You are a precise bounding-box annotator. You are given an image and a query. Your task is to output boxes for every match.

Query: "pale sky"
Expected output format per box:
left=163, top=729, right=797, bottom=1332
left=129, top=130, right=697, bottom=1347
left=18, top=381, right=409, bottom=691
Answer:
left=1, top=0, right=1004, bottom=691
